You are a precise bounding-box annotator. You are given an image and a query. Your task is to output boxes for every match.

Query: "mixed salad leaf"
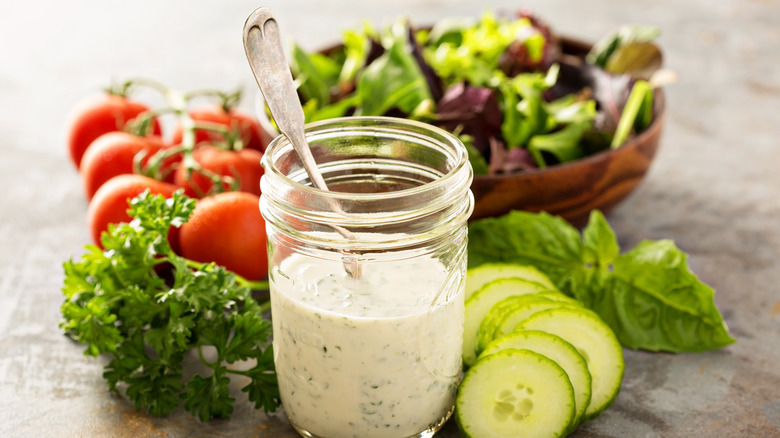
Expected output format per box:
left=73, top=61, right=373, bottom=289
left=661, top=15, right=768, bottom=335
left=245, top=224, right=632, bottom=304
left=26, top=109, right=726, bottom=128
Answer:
left=281, top=10, right=662, bottom=174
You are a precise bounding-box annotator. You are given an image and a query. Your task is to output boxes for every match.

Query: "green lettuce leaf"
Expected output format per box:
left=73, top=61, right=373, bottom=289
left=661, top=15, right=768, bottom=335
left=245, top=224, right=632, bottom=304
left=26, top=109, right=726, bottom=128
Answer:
left=468, top=209, right=736, bottom=352
left=290, top=44, right=341, bottom=108
left=586, top=24, right=661, bottom=69
left=355, top=20, right=432, bottom=116
left=460, top=134, right=489, bottom=175
left=527, top=121, right=589, bottom=167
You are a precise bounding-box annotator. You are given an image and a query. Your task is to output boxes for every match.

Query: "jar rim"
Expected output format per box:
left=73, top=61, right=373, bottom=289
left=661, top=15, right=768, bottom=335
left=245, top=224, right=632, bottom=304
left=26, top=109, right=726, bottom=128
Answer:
left=262, top=116, right=470, bottom=203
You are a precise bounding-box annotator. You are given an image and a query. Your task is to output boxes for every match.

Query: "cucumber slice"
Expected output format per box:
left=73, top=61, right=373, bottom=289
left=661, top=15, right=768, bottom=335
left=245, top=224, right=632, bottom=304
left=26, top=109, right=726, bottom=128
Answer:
left=463, top=278, right=550, bottom=367
left=491, top=300, right=582, bottom=346
left=480, top=330, right=592, bottom=430
left=517, top=307, right=625, bottom=420
left=456, top=349, right=575, bottom=438
left=465, top=263, right=556, bottom=300
left=477, top=293, right=578, bottom=354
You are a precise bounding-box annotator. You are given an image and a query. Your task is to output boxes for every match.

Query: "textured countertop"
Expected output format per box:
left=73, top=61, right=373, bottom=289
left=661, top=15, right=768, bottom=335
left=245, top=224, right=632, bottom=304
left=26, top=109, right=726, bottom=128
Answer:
left=1, top=0, right=779, bottom=437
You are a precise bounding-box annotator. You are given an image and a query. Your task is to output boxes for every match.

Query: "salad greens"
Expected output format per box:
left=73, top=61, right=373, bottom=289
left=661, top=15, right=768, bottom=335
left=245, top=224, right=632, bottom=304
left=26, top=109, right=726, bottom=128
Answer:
left=283, top=10, right=663, bottom=174
left=60, top=191, right=280, bottom=420
left=468, top=210, right=736, bottom=353
left=587, top=24, right=663, bottom=80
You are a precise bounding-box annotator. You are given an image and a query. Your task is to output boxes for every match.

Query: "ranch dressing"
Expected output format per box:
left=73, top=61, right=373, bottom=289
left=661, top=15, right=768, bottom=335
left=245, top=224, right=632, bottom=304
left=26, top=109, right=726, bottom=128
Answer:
left=270, top=249, right=464, bottom=438
left=259, top=116, right=473, bottom=437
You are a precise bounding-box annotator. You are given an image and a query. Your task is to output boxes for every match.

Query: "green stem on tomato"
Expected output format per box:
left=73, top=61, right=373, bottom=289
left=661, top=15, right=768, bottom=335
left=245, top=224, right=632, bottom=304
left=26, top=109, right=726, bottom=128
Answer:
left=123, top=77, right=172, bottom=96
left=183, top=87, right=243, bottom=112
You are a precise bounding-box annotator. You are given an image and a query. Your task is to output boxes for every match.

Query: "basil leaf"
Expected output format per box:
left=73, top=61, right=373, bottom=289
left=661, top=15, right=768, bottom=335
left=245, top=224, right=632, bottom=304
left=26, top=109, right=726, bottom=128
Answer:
left=467, top=210, right=736, bottom=352
left=607, top=240, right=736, bottom=351
left=582, top=209, right=619, bottom=266
left=468, top=210, right=583, bottom=280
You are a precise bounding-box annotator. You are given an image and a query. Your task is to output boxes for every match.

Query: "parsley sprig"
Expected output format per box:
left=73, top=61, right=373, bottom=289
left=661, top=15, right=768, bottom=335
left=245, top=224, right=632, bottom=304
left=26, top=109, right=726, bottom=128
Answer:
left=60, top=190, right=280, bottom=420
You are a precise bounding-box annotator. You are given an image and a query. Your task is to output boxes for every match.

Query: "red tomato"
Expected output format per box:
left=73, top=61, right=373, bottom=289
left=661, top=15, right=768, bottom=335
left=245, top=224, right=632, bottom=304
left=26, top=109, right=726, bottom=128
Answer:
left=179, top=191, right=268, bottom=281
left=169, top=106, right=271, bottom=152
left=79, top=132, right=181, bottom=200
left=87, top=174, right=178, bottom=248
left=66, top=93, right=162, bottom=168
left=173, top=145, right=263, bottom=198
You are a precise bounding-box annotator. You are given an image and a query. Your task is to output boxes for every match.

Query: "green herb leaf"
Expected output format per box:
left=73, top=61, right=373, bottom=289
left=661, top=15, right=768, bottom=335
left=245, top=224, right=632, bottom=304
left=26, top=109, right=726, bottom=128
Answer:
left=582, top=208, right=619, bottom=266
left=184, top=370, right=235, bottom=422
left=60, top=190, right=279, bottom=420
left=608, top=240, right=736, bottom=351
left=467, top=209, right=736, bottom=352
left=241, top=346, right=282, bottom=413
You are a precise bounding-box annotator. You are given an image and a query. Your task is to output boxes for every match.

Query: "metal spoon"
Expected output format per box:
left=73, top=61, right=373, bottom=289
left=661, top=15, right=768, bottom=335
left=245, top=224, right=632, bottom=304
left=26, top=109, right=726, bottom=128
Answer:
left=243, top=7, right=360, bottom=278
left=243, top=6, right=329, bottom=191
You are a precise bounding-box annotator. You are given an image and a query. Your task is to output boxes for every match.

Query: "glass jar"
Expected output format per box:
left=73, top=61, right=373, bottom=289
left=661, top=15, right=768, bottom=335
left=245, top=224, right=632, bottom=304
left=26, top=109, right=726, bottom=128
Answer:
left=260, top=116, right=474, bottom=438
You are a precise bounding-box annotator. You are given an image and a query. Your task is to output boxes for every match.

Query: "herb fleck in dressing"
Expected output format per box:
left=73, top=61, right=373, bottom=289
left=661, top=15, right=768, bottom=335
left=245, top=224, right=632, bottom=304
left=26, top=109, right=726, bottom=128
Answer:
left=271, top=253, right=464, bottom=438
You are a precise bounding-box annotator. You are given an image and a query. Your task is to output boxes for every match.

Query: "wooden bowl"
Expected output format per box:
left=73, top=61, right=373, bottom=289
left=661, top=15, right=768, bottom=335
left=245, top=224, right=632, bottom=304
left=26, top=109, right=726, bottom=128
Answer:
left=255, top=36, right=665, bottom=226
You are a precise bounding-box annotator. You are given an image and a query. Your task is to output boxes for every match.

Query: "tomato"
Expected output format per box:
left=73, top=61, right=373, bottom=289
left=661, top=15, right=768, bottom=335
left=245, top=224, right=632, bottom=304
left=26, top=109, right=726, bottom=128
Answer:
left=173, top=145, right=263, bottom=198
left=79, top=132, right=181, bottom=200
left=87, top=174, right=178, bottom=248
left=66, top=93, right=162, bottom=168
left=179, top=191, right=268, bottom=281
left=169, top=106, right=272, bottom=152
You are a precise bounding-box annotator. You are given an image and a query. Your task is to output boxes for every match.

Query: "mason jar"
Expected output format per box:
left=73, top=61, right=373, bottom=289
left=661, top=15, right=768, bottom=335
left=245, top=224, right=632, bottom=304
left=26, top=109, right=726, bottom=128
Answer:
left=259, top=116, right=474, bottom=438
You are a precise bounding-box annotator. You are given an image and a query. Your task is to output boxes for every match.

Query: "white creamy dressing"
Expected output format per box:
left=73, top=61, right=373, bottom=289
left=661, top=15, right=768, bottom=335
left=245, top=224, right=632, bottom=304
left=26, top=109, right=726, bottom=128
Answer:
left=270, top=251, right=464, bottom=438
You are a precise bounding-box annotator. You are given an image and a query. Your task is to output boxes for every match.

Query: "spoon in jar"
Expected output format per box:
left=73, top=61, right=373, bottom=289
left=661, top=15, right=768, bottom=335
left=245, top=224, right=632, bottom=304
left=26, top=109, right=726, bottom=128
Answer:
left=243, top=7, right=361, bottom=278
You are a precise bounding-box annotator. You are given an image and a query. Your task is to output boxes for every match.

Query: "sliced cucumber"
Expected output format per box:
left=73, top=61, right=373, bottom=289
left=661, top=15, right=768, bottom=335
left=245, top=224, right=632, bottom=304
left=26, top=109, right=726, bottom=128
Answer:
left=465, top=263, right=556, bottom=300
left=477, top=293, right=578, bottom=354
left=480, top=330, right=592, bottom=431
left=491, top=300, right=582, bottom=346
left=517, top=307, right=625, bottom=421
left=456, top=349, right=575, bottom=438
left=463, top=278, right=550, bottom=367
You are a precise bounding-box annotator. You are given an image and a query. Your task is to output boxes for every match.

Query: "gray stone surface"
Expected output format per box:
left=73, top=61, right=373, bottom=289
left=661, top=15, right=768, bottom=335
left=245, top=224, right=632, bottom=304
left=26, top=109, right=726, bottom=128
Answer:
left=1, top=0, right=778, bottom=436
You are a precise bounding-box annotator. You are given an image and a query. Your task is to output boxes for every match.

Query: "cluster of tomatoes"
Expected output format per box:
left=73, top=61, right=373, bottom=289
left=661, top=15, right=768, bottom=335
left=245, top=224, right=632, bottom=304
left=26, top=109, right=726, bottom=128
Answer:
left=67, top=80, right=274, bottom=281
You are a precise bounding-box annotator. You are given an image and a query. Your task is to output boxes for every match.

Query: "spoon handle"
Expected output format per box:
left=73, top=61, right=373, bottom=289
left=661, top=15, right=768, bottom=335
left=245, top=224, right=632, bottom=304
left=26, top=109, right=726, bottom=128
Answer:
left=243, top=7, right=329, bottom=191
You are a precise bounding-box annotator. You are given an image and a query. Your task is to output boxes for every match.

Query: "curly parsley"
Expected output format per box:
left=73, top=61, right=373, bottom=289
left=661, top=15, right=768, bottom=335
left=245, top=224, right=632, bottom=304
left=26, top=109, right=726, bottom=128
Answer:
left=60, top=190, right=280, bottom=420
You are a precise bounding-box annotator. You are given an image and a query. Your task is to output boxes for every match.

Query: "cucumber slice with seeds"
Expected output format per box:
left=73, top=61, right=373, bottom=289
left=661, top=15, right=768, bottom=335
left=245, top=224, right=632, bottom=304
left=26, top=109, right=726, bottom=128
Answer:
left=463, top=278, right=550, bottom=367
left=480, top=330, right=592, bottom=431
left=465, top=263, right=556, bottom=300
left=456, top=349, right=575, bottom=438
left=517, top=307, right=625, bottom=421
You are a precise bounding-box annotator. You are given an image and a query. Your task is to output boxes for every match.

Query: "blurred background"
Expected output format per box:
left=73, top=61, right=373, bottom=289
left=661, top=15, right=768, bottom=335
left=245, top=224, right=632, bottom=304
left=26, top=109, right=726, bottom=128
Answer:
left=1, top=0, right=779, bottom=436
